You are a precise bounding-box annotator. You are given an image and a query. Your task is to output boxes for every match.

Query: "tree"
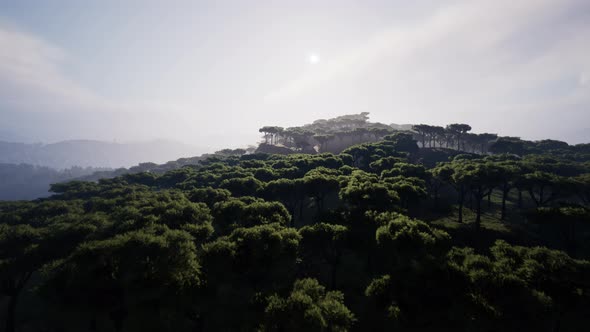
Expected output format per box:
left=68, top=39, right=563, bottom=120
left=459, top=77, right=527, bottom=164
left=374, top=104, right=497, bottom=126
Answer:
left=489, top=137, right=526, bottom=155
left=477, top=133, right=498, bottom=154
left=200, top=224, right=301, bottom=330
left=573, top=173, right=590, bottom=205
left=522, top=171, right=569, bottom=207
left=339, top=171, right=400, bottom=213
left=303, top=173, right=340, bottom=216
left=43, top=227, right=201, bottom=331
left=219, top=176, right=263, bottom=197
left=380, top=162, right=426, bottom=180
left=0, top=224, right=45, bottom=332
left=383, top=132, right=420, bottom=154
left=494, top=162, right=521, bottom=220
left=411, top=124, right=430, bottom=148
left=263, top=178, right=305, bottom=226
left=188, top=187, right=231, bottom=208
left=263, top=278, right=355, bottom=332
left=489, top=240, right=590, bottom=329
left=313, top=134, right=332, bottom=153
left=453, top=161, right=502, bottom=228
left=383, top=176, right=427, bottom=214
left=259, top=126, right=274, bottom=144
left=446, top=123, right=472, bottom=151
left=212, top=198, right=291, bottom=234
left=433, top=163, right=468, bottom=223
left=299, top=223, right=348, bottom=288
left=366, top=215, right=451, bottom=329
left=527, top=206, right=590, bottom=256
left=369, top=156, right=406, bottom=174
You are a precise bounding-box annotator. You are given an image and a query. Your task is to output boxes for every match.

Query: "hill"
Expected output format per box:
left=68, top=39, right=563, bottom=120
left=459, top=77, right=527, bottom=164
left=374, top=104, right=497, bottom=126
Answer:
left=0, top=139, right=203, bottom=169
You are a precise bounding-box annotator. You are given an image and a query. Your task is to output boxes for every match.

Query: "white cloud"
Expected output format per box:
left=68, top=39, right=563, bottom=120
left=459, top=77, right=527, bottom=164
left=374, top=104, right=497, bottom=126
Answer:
left=0, top=23, right=107, bottom=110
left=0, top=23, right=187, bottom=115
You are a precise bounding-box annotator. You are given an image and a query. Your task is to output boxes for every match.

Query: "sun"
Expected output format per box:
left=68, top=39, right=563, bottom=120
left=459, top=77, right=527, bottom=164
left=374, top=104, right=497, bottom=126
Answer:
left=308, top=53, right=320, bottom=64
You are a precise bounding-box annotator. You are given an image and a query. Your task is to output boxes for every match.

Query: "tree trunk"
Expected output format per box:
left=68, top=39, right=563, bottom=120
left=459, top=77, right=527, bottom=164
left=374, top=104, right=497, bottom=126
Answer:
left=518, top=190, right=523, bottom=208
left=297, top=200, right=305, bottom=227
left=501, top=189, right=508, bottom=221
left=458, top=188, right=464, bottom=223
left=330, top=261, right=339, bottom=289
left=287, top=204, right=296, bottom=228
left=433, top=188, right=439, bottom=209
left=552, top=314, right=561, bottom=332
left=487, top=191, right=492, bottom=208
left=475, top=196, right=482, bottom=229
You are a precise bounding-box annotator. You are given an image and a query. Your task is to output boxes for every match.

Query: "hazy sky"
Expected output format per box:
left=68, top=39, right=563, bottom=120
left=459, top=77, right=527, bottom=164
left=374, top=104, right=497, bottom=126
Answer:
left=1, top=0, right=589, bottom=148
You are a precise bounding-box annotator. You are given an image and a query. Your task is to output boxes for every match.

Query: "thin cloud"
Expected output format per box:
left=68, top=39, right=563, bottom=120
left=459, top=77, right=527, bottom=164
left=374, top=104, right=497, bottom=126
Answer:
left=0, top=23, right=105, bottom=110
left=264, top=0, right=589, bottom=105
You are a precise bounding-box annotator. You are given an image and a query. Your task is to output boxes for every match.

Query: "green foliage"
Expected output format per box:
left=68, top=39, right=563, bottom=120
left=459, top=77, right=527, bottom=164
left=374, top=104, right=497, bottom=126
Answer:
left=339, top=170, right=400, bottom=212
left=263, top=278, right=355, bottom=332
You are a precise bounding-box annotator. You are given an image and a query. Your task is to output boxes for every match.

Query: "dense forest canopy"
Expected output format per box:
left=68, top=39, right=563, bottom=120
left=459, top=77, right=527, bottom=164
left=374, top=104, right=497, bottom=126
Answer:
left=1, top=114, right=590, bottom=331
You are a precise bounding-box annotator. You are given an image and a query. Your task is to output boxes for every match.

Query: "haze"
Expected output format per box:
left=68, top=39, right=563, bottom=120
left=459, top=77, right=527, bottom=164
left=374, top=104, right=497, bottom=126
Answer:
left=1, top=0, right=589, bottom=148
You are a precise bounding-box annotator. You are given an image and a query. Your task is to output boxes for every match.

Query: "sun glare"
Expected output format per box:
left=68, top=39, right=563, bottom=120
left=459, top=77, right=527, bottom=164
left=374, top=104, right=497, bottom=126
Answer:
left=308, top=53, right=320, bottom=64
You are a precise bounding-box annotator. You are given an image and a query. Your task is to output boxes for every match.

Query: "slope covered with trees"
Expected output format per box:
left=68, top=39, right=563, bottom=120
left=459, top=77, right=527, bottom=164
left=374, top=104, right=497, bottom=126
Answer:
left=1, top=116, right=590, bottom=332
left=0, top=164, right=109, bottom=200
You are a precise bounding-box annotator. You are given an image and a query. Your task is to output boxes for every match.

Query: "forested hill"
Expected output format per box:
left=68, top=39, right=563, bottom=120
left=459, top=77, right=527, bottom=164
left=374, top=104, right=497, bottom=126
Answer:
left=255, top=112, right=589, bottom=156
left=1, top=115, right=590, bottom=331
left=0, top=164, right=108, bottom=201
left=0, top=139, right=201, bottom=169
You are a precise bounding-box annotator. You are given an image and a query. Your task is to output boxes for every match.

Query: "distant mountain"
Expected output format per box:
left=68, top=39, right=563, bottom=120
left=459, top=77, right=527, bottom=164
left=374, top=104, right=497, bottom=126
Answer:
left=0, top=129, right=27, bottom=142
left=0, top=139, right=204, bottom=169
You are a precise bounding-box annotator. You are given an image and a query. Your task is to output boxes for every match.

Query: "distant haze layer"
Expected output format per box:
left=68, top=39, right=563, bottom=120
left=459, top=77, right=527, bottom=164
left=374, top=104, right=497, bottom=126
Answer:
left=0, top=140, right=205, bottom=169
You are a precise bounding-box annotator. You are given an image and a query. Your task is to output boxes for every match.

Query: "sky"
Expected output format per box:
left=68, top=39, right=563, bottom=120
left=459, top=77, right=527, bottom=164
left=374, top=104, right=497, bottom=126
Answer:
left=1, top=0, right=589, bottom=148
